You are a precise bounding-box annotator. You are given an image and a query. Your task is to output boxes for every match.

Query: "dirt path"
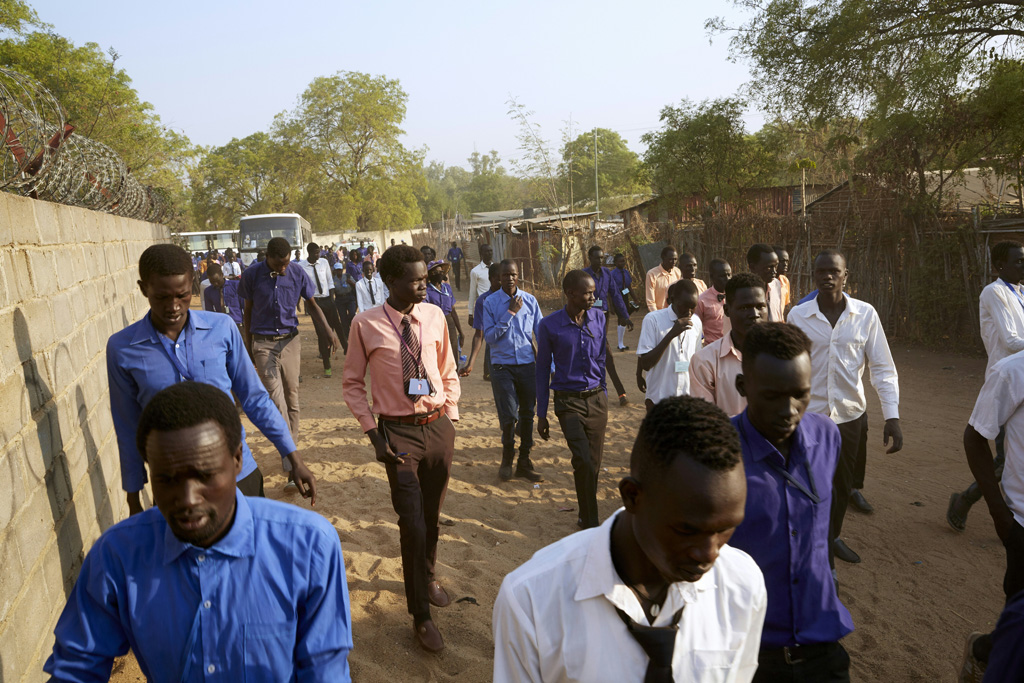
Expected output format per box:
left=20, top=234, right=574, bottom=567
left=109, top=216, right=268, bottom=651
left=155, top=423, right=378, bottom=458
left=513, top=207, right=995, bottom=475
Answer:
left=107, top=290, right=1004, bottom=682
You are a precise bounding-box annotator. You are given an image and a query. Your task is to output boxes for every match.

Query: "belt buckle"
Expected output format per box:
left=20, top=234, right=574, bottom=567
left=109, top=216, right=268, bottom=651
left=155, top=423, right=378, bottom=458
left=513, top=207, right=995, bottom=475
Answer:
left=783, top=647, right=804, bottom=665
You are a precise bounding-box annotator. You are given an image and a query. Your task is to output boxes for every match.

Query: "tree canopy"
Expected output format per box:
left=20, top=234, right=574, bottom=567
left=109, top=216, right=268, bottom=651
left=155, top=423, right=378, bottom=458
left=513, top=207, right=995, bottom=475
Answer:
left=559, top=128, right=643, bottom=210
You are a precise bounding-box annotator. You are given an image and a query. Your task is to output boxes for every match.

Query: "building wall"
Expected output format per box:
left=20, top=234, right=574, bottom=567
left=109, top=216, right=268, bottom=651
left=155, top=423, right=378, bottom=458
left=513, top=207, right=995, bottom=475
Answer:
left=0, top=193, right=169, bottom=681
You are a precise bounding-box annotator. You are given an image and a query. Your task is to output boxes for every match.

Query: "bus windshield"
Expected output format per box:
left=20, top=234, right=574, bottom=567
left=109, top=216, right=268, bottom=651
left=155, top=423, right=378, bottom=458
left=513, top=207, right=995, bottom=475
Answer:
left=238, top=214, right=311, bottom=265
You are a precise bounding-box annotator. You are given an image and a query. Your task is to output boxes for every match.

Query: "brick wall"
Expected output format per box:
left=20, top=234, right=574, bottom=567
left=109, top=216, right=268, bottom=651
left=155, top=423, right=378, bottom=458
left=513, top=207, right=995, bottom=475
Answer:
left=0, top=193, right=169, bottom=681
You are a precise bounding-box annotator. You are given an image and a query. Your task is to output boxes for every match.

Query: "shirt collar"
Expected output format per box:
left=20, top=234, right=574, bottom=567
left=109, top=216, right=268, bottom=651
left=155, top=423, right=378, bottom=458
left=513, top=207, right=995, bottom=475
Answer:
left=719, top=332, right=741, bottom=360
left=736, top=409, right=818, bottom=464
left=383, top=300, right=422, bottom=323
left=574, top=509, right=713, bottom=608
left=559, top=308, right=593, bottom=327
left=133, top=310, right=210, bottom=346
left=162, top=489, right=255, bottom=565
left=809, top=292, right=855, bottom=322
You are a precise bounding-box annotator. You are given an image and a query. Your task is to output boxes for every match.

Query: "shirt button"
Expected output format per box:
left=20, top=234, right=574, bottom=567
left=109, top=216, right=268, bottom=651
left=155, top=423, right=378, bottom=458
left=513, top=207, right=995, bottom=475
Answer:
left=175, top=344, right=180, bottom=348
left=790, top=530, right=797, bottom=537
left=204, top=600, right=212, bottom=609
left=793, top=578, right=800, bottom=585
left=207, top=665, right=215, bottom=674
left=197, top=555, right=205, bottom=562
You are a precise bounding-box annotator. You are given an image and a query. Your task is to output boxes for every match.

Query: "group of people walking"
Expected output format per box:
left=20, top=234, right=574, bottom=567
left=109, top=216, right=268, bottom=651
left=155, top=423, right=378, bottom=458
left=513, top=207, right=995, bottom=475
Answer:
left=40, top=234, right=1023, bottom=682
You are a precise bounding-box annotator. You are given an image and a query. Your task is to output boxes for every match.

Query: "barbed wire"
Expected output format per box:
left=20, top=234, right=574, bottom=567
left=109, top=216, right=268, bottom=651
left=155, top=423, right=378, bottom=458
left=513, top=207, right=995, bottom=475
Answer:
left=0, top=66, right=170, bottom=223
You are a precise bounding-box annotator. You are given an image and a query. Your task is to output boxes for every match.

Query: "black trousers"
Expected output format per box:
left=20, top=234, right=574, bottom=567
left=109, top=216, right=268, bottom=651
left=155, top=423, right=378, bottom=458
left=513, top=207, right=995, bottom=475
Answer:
left=334, top=293, right=357, bottom=352
left=380, top=415, right=456, bottom=622
left=452, top=262, right=462, bottom=290
left=832, top=413, right=869, bottom=542
left=1005, top=520, right=1024, bottom=599
left=237, top=467, right=265, bottom=497
left=312, top=296, right=345, bottom=367
left=554, top=391, right=608, bottom=529
left=753, top=642, right=851, bottom=683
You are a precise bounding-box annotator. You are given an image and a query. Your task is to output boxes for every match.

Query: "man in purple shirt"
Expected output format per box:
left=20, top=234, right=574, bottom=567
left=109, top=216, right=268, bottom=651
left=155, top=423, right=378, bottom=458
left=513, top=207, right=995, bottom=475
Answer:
left=610, top=252, right=637, bottom=350
left=536, top=269, right=608, bottom=529
left=729, top=322, right=854, bottom=681
left=584, top=246, right=630, bottom=406
left=460, top=263, right=499, bottom=380
left=240, top=237, right=340, bottom=456
left=426, top=260, right=464, bottom=363
left=202, top=263, right=244, bottom=329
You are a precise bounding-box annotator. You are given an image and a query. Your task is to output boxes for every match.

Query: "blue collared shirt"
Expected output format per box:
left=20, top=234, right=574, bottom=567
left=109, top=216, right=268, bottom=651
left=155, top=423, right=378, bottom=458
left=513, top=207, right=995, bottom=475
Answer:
left=535, top=308, right=607, bottom=418
left=107, top=311, right=297, bottom=492
left=472, top=289, right=495, bottom=331
left=45, top=490, right=352, bottom=682
left=447, top=247, right=463, bottom=262
left=584, top=266, right=629, bottom=319
left=483, top=288, right=543, bottom=364
left=426, top=282, right=456, bottom=316
left=238, top=261, right=315, bottom=335
left=202, top=280, right=243, bottom=325
left=728, top=410, right=854, bottom=648
left=345, top=261, right=363, bottom=285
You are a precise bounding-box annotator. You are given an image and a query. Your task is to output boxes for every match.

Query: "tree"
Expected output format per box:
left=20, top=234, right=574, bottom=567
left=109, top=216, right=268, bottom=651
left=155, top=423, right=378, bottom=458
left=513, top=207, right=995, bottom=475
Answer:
left=279, top=71, right=423, bottom=230
left=641, top=98, right=781, bottom=207
left=559, top=128, right=644, bottom=211
left=464, top=150, right=524, bottom=212
left=0, top=0, right=41, bottom=35
left=418, top=161, right=472, bottom=221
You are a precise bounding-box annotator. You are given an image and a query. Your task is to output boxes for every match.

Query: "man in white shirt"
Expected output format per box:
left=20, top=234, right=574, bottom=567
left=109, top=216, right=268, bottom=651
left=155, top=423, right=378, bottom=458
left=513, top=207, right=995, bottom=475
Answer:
left=637, top=280, right=703, bottom=411
left=223, top=249, right=243, bottom=279
left=948, top=240, right=1024, bottom=531
left=493, top=395, right=766, bottom=683
left=355, top=259, right=387, bottom=312
left=958, top=349, right=1024, bottom=680
left=747, top=243, right=784, bottom=322
left=787, top=249, right=902, bottom=566
left=299, top=242, right=345, bottom=376
left=467, top=243, right=494, bottom=379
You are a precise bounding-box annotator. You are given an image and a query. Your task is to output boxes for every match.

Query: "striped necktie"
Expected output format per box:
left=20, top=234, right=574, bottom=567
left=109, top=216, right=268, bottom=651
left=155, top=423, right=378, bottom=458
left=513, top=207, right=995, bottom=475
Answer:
left=401, top=315, right=421, bottom=400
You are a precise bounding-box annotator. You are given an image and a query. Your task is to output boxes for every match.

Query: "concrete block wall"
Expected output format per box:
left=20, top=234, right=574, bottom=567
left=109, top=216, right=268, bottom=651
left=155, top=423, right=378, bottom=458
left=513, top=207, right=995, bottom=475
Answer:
left=0, top=193, right=170, bottom=681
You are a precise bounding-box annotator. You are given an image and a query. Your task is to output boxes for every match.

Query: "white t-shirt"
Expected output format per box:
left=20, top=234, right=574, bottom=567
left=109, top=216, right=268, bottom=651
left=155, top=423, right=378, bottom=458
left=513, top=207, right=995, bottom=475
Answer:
left=969, top=352, right=1024, bottom=527
left=636, top=307, right=703, bottom=405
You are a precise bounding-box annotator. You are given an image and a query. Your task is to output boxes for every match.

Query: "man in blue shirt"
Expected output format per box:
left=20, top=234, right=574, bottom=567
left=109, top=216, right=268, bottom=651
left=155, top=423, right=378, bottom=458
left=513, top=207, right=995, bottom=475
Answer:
left=483, top=259, right=544, bottom=482
left=240, top=237, right=339, bottom=446
left=108, top=245, right=315, bottom=516
left=536, top=270, right=608, bottom=528
left=459, top=263, right=500, bottom=379
left=446, top=241, right=465, bottom=291
left=729, top=322, right=854, bottom=681
left=45, top=381, right=351, bottom=682
left=202, top=263, right=244, bottom=331
left=426, top=259, right=464, bottom=363
left=584, top=246, right=631, bottom=406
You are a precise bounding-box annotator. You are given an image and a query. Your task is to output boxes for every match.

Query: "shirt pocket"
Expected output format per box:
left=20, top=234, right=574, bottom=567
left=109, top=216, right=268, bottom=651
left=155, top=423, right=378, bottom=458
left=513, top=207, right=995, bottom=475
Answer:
left=196, top=348, right=228, bottom=382
left=244, top=621, right=297, bottom=682
left=689, top=648, right=740, bottom=682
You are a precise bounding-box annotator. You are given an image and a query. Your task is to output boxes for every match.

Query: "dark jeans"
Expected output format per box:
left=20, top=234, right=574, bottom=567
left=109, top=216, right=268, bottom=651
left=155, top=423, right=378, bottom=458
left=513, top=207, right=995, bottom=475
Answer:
left=490, top=362, right=536, bottom=463
left=484, top=344, right=491, bottom=377
left=554, top=391, right=608, bottom=528
left=312, top=296, right=345, bottom=368
left=452, top=262, right=462, bottom=290
left=237, top=467, right=265, bottom=497
left=852, top=415, right=868, bottom=490
left=832, top=413, right=869, bottom=543
left=334, top=292, right=357, bottom=351
left=380, top=415, right=456, bottom=622
left=963, top=426, right=1007, bottom=505
left=753, top=642, right=851, bottom=683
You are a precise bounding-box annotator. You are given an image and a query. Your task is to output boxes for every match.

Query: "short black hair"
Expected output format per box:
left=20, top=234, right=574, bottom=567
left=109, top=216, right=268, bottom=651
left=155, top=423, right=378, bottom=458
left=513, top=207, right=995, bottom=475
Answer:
left=709, top=258, right=729, bottom=273
left=256, top=249, right=266, bottom=262
left=139, top=244, right=193, bottom=283
left=206, top=263, right=223, bottom=278
left=992, top=241, right=1023, bottom=267
left=773, top=245, right=788, bottom=255
left=136, top=382, right=242, bottom=462
left=613, top=252, right=626, bottom=260
left=741, top=322, right=812, bottom=373
left=266, top=237, right=291, bottom=259
left=588, top=245, right=603, bottom=258
left=746, top=243, right=776, bottom=267
left=487, top=262, right=501, bottom=279
left=379, top=245, right=424, bottom=283
left=667, top=278, right=698, bottom=300
left=562, top=269, right=594, bottom=293
left=679, top=251, right=697, bottom=262
left=307, top=242, right=320, bottom=255
left=361, top=260, right=374, bottom=271
left=660, top=245, right=677, bottom=259
left=632, top=396, right=741, bottom=482
left=499, top=258, right=516, bottom=271
left=725, top=272, right=766, bottom=305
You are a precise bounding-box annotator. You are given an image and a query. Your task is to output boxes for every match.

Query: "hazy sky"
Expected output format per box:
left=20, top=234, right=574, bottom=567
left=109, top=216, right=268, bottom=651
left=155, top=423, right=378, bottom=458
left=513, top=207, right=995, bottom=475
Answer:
left=29, top=0, right=763, bottom=169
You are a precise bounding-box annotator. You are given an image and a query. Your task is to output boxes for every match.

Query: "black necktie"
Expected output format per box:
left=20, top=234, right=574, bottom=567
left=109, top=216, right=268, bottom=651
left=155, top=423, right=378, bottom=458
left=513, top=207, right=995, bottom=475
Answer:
left=312, top=262, right=323, bottom=296
left=615, top=606, right=684, bottom=683
left=369, top=280, right=376, bottom=305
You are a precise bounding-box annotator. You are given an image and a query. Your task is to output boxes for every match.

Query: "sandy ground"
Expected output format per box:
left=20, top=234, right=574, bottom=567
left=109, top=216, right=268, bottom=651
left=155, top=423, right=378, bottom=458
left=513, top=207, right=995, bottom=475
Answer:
left=105, top=288, right=1009, bottom=682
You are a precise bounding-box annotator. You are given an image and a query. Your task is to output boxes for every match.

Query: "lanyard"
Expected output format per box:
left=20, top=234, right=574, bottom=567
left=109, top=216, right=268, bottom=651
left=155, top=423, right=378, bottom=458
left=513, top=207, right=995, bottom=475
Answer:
left=385, top=308, right=425, bottom=376
left=1003, top=279, right=1024, bottom=313
left=739, top=421, right=821, bottom=504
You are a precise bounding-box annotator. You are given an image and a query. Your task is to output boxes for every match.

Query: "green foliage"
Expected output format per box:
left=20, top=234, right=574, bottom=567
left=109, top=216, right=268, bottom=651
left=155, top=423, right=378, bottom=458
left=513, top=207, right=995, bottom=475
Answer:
left=0, top=0, right=41, bottom=35
left=641, top=98, right=781, bottom=203
left=559, top=128, right=644, bottom=209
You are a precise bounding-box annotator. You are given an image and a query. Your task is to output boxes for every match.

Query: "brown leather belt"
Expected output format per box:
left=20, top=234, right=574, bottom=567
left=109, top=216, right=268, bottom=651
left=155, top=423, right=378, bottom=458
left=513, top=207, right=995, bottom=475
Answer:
left=379, top=407, right=444, bottom=426
left=253, top=330, right=298, bottom=342
left=554, top=388, right=603, bottom=399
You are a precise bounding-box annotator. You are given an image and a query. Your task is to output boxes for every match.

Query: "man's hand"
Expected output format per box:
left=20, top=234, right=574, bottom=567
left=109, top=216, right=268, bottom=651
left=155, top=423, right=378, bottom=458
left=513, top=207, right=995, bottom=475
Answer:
left=328, top=331, right=341, bottom=356
left=625, top=319, right=634, bottom=332
left=467, top=314, right=474, bottom=328
left=508, top=296, right=524, bottom=314
left=286, top=453, right=317, bottom=506
left=127, top=492, right=144, bottom=516
left=369, top=429, right=404, bottom=466
left=458, top=332, right=465, bottom=348
left=670, top=316, right=693, bottom=339
left=459, top=363, right=473, bottom=377
left=636, top=371, right=647, bottom=393
left=883, top=418, right=903, bottom=454
left=538, top=416, right=550, bottom=441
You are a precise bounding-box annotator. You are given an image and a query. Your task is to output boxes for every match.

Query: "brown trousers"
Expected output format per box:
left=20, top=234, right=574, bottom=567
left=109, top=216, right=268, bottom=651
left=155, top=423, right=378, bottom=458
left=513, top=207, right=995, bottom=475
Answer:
left=253, top=334, right=301, bottom=441
left=380, top=414, right=456, bottom=621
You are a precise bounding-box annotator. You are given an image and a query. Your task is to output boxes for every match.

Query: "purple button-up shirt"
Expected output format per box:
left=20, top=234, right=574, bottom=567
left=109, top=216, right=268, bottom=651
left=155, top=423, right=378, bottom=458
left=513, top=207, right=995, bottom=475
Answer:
left=203, top=280, right=244, bottom=325
left=584, top=266, right=629, bottom=319
left=426, top=282, right=455, bottom=315
left=238, top=260, right=315, bottom=335
left=728, top=410, right=854, bottom=648
left=535, top=307, right=607, bottom=418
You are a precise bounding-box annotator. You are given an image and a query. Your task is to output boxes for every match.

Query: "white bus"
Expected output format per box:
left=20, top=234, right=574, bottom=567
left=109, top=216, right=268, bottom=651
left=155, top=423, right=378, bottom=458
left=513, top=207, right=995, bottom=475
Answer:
left=237, top=213, right=313, bottom=266
left=172, top=229, right=239, bottom=255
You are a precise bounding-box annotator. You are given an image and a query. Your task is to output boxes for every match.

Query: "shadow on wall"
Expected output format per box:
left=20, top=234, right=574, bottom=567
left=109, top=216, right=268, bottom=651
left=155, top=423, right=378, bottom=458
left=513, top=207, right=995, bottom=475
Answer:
left=12, top=307, right=114, bottom=604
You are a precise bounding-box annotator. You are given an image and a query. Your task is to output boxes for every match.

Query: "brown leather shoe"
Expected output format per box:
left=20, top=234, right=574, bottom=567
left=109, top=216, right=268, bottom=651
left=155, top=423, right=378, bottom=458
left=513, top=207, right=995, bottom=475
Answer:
left=414, top=619, right=445, bottom=653
left=427, top=580, right=451, bottom=608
